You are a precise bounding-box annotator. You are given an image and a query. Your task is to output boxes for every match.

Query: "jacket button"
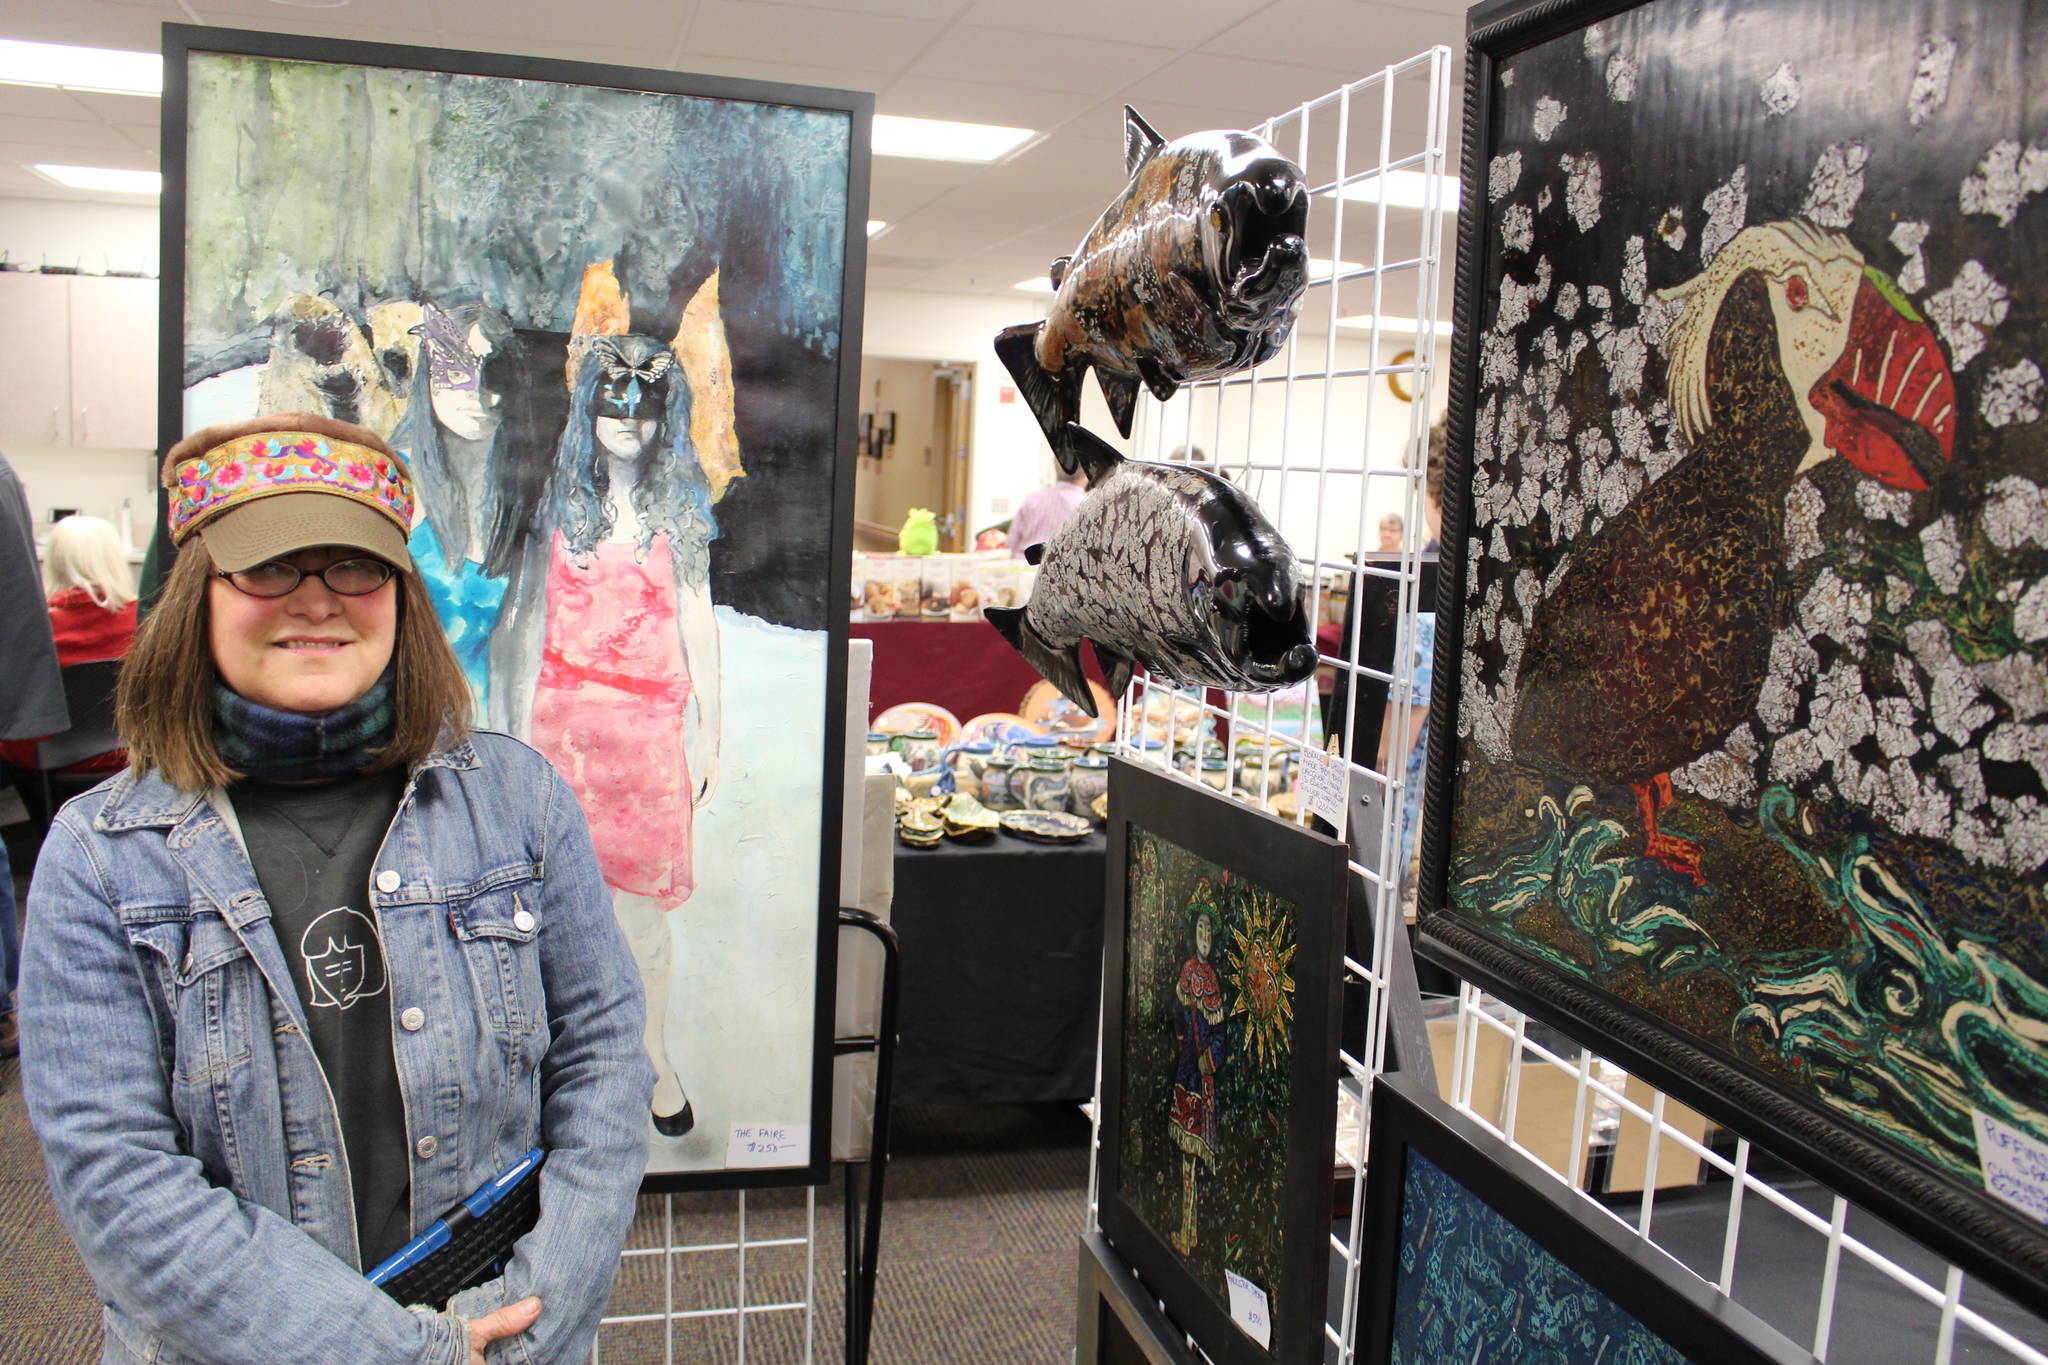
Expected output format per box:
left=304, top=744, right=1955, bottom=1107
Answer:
left=415, top=1135, right=439, bottom=1159
left=376, top=870, right=401, bottom=893
left=399, top=1007, right=425, bottom=1032
left=512, top=909, right=536, bottom=933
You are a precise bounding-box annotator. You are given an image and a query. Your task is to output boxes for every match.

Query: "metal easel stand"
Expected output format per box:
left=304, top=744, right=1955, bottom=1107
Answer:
left=834, top=907, right=901, bottom=1365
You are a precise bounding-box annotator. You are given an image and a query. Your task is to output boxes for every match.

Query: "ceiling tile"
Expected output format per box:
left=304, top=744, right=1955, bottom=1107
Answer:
left=432, top=0, right=690, bottom=48
left=0, top=86, right=102, bottom=122
left=1123, top=51, right=1368, bottom=125
left=908, top=25, right=1175, bottom=96
left=0, top=140, right=156, bottom=173
left=1202, top=0, right=1458, bottom=68
left=802, top=0, right=977, bottom=17
left=875, top=75, right=1094, bottom=131
left=957, top=0, right=1255, bottom=49
left=62, top=90, right=162, bottom=129
left=683, top=1, right=934, bottom=76
left=0, top=1, right=171, bottom=51
left=0, top=114, right=149, bottom=153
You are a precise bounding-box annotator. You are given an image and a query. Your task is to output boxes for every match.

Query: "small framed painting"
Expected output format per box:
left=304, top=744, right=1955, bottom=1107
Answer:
left=1358, top=1069, right=1816, bottom=1365
left=1096, top=757, right=1348, bottom=1365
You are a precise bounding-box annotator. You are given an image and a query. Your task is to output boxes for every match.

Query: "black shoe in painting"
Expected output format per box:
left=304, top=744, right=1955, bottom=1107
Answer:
left=653, top=1100, right=695, bottom=1138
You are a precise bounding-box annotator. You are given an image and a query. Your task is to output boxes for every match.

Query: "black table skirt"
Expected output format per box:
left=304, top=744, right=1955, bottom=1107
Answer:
left=889, top=829, right=1107, bottom=1106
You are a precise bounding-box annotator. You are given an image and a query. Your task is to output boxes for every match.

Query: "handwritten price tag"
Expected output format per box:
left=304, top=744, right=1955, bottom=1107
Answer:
left=1975, top=1110, right=2048, bottom=1226
left=725, top=1122, right=810, bottom=1169
left=1294, top=743, right=1347, bottom=837
left=1224, top=1271, right=1272, bottom=1348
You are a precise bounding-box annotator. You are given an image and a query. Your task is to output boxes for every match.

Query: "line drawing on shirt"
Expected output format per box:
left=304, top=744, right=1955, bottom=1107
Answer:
left=300, top=906, right=388, bottom=1009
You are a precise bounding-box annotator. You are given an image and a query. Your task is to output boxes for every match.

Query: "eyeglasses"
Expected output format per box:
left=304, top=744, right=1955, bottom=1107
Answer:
left=215, top=557, right=396, bottom=599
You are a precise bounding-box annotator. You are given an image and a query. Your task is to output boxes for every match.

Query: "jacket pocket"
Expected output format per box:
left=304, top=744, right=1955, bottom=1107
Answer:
left=126, top=913, right=257, bottom=1086
left=447, top=881, right=546, bottom=1047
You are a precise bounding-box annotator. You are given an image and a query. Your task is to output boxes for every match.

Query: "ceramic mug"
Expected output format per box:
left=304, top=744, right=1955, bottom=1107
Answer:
left=1198, top=756, right=1231, bottom=791
left=980, top=757, right=1020, bottom=810
left=1000, top=734, right=1065, bottom=766
left=866, top=731, right=893, bottom=758
left=1069, top=755, right=1110, bottom=818
left=891, top=728, right=941, bottom=773
left=1020, top=756, right=1073, bottom=814
left=939, top=741, right=995, bottom=799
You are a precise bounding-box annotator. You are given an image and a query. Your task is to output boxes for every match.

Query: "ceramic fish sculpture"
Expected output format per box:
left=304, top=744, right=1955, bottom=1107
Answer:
left=994, top=107, right=1310, bottom=472
left=985, top=423, right=1317, bottom=716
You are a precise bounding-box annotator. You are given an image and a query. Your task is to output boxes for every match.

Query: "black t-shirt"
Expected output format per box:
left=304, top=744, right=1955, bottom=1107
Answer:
left=232, top=767, right=412, bottom=1267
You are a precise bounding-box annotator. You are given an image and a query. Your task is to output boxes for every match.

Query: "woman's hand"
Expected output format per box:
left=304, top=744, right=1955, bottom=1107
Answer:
left=467, top=1296, right=542, bottom=1363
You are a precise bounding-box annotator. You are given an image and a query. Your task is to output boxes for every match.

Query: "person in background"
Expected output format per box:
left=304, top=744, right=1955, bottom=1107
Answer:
left=0, top=451, right=66, bottom=1067
left=1377, top=419, right=1446, bottom=907
left=1377, top=511, right=1404, bottom=554
left=20, top=413, right=652, bottom=1364
left=1007, top=462, right=1089, bottom=559
left=0, top=514, right=140, bottom=775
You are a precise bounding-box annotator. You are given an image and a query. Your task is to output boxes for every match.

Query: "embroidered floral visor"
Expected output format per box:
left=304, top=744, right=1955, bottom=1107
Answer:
left=165, top=429, right=416, bottom=573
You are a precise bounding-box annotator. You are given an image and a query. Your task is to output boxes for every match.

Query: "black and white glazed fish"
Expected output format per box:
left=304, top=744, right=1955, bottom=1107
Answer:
left=994, top=107, right=1310, bottom=472
left=985, top=424, right=1318, bottom=717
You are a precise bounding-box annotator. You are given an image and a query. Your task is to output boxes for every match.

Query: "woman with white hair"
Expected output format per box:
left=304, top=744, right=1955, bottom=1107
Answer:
left=0, top=514, right=139, bottom=774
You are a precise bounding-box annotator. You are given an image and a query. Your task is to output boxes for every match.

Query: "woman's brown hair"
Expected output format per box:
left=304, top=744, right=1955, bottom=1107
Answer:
left=116, top=544, right=472, bottom=792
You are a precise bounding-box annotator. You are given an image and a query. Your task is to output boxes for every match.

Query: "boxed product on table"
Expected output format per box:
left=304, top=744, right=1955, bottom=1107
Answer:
left=918, top=556, right=953, bottom=620
left=856, top=555, right=907, bottom=621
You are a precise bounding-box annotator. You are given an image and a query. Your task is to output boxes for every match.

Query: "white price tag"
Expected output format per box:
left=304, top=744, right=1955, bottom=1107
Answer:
left=1294, top=744, right=1347, bottom=837
left=1224, top=1271, right=1272, bottom=1348
left=725, top=1122, right=809, bottom=1169
left=1975, top=1110, right=2048, bottom=1225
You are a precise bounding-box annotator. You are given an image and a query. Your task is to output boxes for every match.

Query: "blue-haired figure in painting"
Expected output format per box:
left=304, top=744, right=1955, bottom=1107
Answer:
left=392, top=296, right=520, bottom=707
left=493, top=258, right=743, bottom=1141
left=1169, top=877, right=1230, bottom=1254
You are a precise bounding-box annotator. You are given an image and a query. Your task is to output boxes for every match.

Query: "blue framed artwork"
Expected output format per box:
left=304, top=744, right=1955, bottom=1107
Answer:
left=1359, top=1070, right=1815, bottom=1364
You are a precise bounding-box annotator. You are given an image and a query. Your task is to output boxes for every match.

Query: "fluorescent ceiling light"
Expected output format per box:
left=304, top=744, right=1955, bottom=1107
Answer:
left=866, top=220, right=887, bottom=236
left=33, top=164, right=161, bottom=195
left=1329, top=170, right=1461, bottom=212
left=873, top=113, right=1035, bottom=164
left=1334, top=314, right=1451, bottom=337
left=0, top=39, right=161, bottom=97
left=1013, top=275, right=1056, bottom=294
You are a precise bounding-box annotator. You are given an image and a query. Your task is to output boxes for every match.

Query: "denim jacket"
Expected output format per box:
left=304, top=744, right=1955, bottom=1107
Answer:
left=20, top=730, right=654, bottom=1364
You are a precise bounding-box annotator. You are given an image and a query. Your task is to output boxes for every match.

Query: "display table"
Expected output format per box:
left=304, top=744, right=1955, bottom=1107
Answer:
left=889, top=827, right=1107, bottom=1105
left=851, top=620, right=1113, bottom=722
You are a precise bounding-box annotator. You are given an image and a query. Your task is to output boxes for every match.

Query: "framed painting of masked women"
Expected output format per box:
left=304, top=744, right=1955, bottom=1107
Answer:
left=163, top=24, right=867, bottom=1189
left=1419, top=0, right=2048, bottom=1300
left=1096, top=757, right=1347, bottom=1365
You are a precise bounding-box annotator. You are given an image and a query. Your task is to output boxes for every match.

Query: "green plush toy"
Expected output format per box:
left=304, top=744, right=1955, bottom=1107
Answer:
left=898, top=507, right=939, bottom=556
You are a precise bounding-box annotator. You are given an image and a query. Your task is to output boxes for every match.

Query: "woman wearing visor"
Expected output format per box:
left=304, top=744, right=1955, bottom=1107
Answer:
left=19, top=413, right=653, bottom=1364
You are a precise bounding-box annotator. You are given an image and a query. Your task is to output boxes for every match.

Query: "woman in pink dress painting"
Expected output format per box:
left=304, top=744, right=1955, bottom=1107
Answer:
left=493, top=261, right=742, bottom=1139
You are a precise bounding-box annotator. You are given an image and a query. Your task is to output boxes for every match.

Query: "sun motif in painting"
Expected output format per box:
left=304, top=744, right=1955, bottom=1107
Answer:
left=1225, top=888, right=1296, bottom=1071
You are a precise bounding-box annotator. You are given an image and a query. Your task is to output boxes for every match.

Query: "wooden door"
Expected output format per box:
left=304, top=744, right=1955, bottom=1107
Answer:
left=0, top=273, right=73, bottom=446
left=66, top=275, right=158, bottom=449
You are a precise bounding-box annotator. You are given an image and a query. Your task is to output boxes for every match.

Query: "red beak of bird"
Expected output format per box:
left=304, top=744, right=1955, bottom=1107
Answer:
left=1808, top=269, right=1956, bottom=492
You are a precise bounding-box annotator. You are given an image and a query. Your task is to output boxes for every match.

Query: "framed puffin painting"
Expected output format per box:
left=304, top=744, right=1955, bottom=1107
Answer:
left=164, top=25, right=867, bottom=1189
left=1096, top=758, right=1347, bottom=1365
left=1419, top=0, right=2048, bottom=1301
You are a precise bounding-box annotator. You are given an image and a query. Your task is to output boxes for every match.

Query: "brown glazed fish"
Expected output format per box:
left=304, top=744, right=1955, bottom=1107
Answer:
left=986, top=423, right=1317, bottom=717
left=995, top=107, right=1310, bottom=471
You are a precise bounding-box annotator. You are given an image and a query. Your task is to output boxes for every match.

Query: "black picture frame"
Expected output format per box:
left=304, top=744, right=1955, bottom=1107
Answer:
left=1077, top=1231, right=1205, bottom=1365
left=162, top=23, right=868, bottom=1192
left=1097, top=757, right=1348, bottom=1365
left=1358, top=1069, right=1817, bottom=1364
left=1418, top=0, right=2048, bottom=1303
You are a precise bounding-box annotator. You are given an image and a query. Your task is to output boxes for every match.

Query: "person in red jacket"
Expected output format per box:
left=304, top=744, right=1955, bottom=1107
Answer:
left=0, top=514, right=137, bottom=772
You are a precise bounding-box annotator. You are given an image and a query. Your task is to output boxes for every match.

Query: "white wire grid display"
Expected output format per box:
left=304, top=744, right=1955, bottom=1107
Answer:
left=590, top=1187, right=818, bottom=1362
left=1084, top=47, right=2048, bottom=1365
